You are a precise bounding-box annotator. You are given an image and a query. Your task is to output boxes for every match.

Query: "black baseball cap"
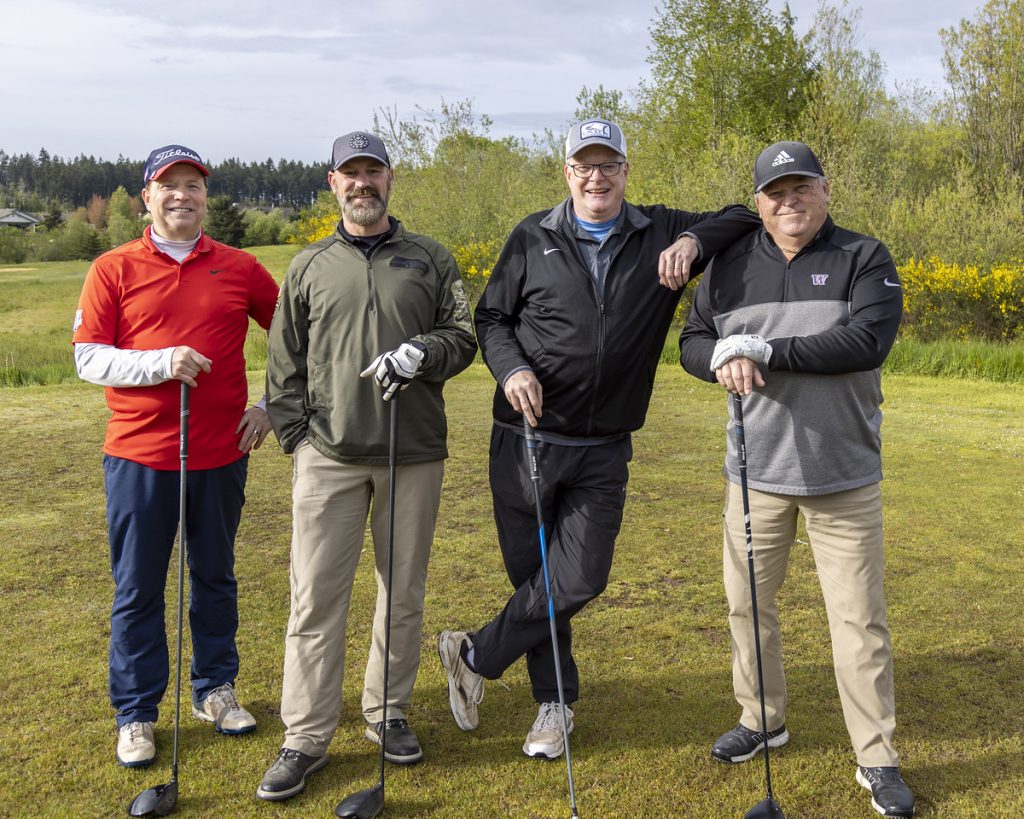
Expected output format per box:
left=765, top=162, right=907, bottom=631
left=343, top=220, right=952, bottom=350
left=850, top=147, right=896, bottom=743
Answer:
left=331, top=131, right=391, bottom=169
left=754, top=141, right=824, bottom=193
left=143, top=144, right=209, bottom=184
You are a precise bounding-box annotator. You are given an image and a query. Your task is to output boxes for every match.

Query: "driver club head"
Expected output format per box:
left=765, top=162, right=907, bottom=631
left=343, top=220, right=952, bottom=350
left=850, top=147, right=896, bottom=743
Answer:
left=128, top=779, right=178, bottom=817
left=335, top=782, right=384, bottom=818
left=744, top=796, right=785, bottom=819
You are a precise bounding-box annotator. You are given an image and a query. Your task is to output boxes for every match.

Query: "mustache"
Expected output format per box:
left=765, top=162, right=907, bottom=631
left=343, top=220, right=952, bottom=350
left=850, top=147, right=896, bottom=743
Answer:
left=346, top=187, right=383, bottom=203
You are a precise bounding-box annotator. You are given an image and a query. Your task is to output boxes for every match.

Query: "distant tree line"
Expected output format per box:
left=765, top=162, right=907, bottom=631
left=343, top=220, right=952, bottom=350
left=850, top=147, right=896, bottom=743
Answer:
left=0, top=149, right=329, bottom=211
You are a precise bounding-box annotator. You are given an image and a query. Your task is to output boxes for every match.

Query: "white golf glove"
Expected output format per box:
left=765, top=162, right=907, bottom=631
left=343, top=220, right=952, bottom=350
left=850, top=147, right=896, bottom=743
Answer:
left=360, top=340, right=427, bottom=401
left=709, top=334, right=773, bottom=371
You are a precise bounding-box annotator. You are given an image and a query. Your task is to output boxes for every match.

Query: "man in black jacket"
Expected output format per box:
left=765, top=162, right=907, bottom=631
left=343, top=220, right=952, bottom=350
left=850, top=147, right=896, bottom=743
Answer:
left=438, top=118, right=759, bottom=759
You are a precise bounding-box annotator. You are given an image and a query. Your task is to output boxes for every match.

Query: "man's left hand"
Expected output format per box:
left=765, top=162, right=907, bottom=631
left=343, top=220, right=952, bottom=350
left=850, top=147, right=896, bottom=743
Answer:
left=658, top=235, right=699, bottom=290
left=236, top=406, right=272, bottom=452
left=361, top=341, right=427, bottom=401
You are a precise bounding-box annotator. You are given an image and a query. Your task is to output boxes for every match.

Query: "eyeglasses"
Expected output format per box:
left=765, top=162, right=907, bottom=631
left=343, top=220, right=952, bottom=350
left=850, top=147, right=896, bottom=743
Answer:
left=567, top=161, right=625, bottom=178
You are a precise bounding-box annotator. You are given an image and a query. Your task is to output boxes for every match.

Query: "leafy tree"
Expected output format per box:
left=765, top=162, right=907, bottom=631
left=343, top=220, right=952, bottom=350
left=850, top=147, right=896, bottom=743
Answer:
left=205, top=195, right=245, bottom=247
left=640, top=0, right=811, bottom=147
left=0, top=226, right=30, bottom=264
left=241, top=208, right=288, bottom=247
left=106, top=186, right=145, bottom=247
left=43, top=202, right=63, bottom=230
left=941, top=0, right=1024, bottom=186
left=63, top=210, right=106, bottom=260
left=86, top=194, right=107, bottom=228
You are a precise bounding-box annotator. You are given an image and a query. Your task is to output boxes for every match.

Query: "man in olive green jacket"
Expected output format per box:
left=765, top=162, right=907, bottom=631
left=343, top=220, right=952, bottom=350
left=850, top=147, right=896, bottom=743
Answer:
left=258, top=131, right=476, bottom=802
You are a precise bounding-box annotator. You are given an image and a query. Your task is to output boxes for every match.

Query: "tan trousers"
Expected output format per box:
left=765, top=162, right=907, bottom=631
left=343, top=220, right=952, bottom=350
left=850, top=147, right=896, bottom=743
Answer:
left=723, top=480, right=899, bottom=767
left=280, top=441, right=443, bottom=755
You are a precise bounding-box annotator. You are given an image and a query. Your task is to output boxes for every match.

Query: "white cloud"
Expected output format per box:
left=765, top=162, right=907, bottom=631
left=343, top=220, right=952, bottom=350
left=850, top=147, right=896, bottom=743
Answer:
left=0, top=0, right=987, bottom=163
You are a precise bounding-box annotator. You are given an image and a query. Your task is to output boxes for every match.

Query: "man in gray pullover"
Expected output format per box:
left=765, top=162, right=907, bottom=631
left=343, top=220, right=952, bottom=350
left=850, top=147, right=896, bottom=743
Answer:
left=678, top=141, right=914, bottom=818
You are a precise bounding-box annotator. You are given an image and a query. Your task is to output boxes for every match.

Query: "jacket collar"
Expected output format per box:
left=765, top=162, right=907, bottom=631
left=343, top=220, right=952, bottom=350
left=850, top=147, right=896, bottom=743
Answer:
left=540, top=197, right=651, bottom=238
left=141, top=225, right=212, bottom=256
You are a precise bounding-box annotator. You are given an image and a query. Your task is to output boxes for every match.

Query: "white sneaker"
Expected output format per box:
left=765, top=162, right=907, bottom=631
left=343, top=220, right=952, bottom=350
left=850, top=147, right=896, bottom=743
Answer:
left=438, top=631, right=484, bottom=731
left=192, top=683, right=257, bottom=734
left=523, top=702, right=574, bottom=759
left=117, top=721, right=156, bottom=767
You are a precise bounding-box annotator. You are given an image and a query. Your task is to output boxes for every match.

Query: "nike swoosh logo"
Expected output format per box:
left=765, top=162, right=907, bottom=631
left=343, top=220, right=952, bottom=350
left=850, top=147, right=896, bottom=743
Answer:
left=210, top=269, right=224, bottom=275
left=883, top=278, right=901, bottom=287
left=543, top=248, right=561, bottom=255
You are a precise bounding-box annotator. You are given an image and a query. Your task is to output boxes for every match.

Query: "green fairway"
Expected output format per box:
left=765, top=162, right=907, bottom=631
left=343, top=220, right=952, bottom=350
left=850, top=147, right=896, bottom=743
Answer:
left=1, top=364, right=1021, bottom=817
left=0, top=247, right=299, bottom=387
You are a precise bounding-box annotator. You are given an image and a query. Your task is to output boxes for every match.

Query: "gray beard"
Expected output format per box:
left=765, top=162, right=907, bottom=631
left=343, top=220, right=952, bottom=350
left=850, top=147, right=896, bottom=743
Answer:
left=343, top=194, right=388, bottom=226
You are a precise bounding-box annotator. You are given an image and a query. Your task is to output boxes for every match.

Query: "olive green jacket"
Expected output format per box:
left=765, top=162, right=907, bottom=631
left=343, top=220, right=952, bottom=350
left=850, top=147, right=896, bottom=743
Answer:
left=266, top=221, right=476, bottom=464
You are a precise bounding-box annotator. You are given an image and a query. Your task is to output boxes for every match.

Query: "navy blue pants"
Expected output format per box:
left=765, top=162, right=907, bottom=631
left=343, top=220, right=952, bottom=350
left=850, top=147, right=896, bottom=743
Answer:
left=104, top=454, right=248, bottom=727
left=472, top=425, right=630, bottom=704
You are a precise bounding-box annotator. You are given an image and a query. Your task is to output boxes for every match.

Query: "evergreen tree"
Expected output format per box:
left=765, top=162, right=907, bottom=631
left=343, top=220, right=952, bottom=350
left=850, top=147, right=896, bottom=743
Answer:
left=205, top=195, right=245, bottom=247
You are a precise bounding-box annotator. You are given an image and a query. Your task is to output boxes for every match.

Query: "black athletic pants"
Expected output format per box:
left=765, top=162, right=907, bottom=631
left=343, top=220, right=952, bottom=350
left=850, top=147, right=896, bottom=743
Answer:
left=471, top=424, right=631, bottom=704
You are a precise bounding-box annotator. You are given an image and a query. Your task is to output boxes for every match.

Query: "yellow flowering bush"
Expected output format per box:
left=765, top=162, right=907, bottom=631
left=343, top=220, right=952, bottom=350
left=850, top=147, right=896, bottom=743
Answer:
left=452, top=240, right=499, bottom=300
left=898, top=258, right=1024, bottom=341
left=287, top=191, right=338, bottom=246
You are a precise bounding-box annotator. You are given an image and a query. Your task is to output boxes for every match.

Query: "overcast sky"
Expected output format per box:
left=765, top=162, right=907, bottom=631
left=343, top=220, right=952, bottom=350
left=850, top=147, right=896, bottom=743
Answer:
left=0, top=0, right=980, bottom=165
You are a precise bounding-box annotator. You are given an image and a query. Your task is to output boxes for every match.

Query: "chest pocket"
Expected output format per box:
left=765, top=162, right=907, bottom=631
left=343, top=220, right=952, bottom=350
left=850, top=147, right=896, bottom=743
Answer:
left=390, top=257, right=429, bottom=274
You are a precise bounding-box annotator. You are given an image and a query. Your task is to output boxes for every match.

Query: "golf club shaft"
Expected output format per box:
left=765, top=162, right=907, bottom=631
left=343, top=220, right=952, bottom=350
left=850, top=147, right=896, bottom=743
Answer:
left=172, top=382, right=189, bottom=782
left=522, top=418, right=580, bottom=819
left=732, top=392, right=775, bottom=801
left=379, top=393, right=399, bottom=785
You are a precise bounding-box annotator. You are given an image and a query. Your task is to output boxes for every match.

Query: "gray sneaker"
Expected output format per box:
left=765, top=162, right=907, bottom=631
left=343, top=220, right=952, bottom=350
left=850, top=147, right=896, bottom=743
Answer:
left=523, top=702, right=574, bottom=759
left=256, top=747, right=328, bottom=802
left=856, top=766, right=915, bottom=817
left=711, top=723, right=789, bottom=763
left=192, top=683, right=256, bottom=735
left=116, top=721, right=156, bottom=767
left=438, top=630, right=484, bottom=731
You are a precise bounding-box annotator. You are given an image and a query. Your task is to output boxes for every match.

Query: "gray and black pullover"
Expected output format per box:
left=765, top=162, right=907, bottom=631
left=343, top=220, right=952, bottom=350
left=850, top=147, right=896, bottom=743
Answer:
left=679, top=216, right=902, bottom=495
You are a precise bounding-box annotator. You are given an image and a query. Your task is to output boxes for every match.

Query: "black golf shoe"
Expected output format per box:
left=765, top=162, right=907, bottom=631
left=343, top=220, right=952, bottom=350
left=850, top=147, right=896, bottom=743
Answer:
left=856, top=765, right=915, bottom=817
left=364, top=718, right=423, bottom=764
left=256, top=747, right=328, bottom=801
left=711, top=723, right=789, bottom=763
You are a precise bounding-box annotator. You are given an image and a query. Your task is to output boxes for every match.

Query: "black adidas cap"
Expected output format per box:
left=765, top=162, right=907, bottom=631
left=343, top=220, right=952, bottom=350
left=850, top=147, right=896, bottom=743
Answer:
left=754, top=141, right=824, bottom=193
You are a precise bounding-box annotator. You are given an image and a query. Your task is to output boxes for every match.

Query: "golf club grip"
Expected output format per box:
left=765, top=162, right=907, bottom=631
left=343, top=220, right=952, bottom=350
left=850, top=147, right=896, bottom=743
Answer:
left=180, top=381, right=189, bottom=462
left=522, top=416, right=540, bottom=483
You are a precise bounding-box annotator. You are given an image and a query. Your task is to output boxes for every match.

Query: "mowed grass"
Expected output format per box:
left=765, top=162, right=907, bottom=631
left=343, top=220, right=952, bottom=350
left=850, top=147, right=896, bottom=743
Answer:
left=1, top=364, right=1023, bottom=817
left=0, top=246, right=300, bottom=387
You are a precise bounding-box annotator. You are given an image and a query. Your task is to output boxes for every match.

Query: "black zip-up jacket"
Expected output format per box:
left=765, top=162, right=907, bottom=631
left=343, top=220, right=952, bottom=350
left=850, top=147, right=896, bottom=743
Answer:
left=475, top=197, right=760, bottom=438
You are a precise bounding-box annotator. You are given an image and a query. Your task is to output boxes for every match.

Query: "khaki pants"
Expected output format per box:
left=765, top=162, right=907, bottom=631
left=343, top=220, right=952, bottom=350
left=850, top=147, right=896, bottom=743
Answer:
left=280, top=441, right=443, bottom=755
left=723, top=480, right=899, bottom=767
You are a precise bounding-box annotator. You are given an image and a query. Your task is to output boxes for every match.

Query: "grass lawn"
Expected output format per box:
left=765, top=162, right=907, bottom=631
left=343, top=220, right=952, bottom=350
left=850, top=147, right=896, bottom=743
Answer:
left=0, top=247, right=300, bottom=387
left=1, top=363, right=1022, bottom=818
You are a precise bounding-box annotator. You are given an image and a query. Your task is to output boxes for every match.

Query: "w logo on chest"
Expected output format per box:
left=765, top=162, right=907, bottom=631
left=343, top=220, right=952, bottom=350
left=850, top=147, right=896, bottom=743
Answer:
left=811, top=274, right=829, bottom=286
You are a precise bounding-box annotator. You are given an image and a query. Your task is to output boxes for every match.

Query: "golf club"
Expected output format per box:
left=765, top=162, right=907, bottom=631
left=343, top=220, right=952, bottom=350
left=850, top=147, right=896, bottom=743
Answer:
left=522, top=416, right=581, bottom=819
left=335, top=392, right=400, bottom=819
left=732, top=392, right=785, bottom=819
left=128, top=382, right=189, bottom=817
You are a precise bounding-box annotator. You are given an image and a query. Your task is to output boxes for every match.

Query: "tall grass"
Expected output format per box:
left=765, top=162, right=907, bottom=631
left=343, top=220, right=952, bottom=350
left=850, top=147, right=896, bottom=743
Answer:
left=3, top=254, right=1024, bottom=387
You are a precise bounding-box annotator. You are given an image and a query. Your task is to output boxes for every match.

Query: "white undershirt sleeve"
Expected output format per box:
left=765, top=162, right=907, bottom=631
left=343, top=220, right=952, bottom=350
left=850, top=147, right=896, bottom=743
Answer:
left=74, top=342, right=175, bottom=387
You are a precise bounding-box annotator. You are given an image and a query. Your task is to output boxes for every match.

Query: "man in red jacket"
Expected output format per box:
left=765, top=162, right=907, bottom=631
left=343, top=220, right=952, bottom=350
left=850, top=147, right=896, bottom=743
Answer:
left=74, top=144, right=279, bottom=768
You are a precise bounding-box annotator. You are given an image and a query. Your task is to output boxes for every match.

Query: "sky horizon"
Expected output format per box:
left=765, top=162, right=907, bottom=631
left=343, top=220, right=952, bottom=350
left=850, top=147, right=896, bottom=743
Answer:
left=0, top=0, right=979, bottom=165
